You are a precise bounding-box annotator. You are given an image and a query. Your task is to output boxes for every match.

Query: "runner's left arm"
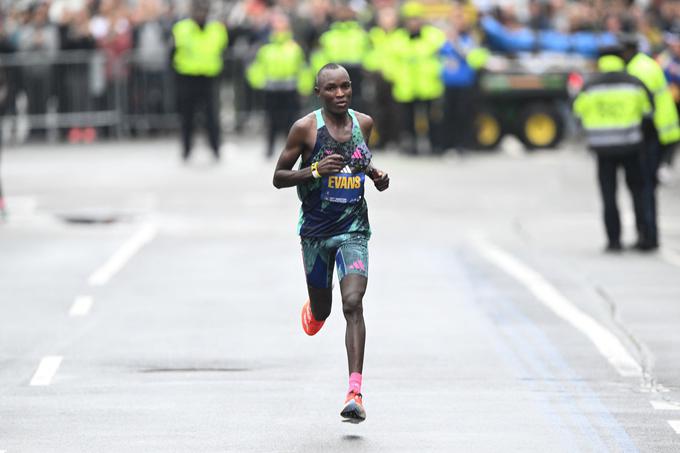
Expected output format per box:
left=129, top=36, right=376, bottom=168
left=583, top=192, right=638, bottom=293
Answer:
left=356, top=112, right=390, bottom=192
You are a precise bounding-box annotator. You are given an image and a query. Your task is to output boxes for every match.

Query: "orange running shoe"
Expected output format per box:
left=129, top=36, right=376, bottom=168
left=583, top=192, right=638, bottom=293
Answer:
left=301, top=300, right=324, bottom=336
left=340, top=391, right=366, bottom=423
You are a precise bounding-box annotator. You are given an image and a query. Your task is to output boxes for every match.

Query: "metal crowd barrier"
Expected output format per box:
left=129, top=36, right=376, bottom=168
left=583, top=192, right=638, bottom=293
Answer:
left=0, top=50, right=242, bottom=144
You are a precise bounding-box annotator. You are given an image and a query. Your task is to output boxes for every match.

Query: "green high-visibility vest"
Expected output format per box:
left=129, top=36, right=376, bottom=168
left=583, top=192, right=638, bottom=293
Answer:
left=246, top=32, right=311, bottom=95
left=311, top=21, right=369, bottom=72
left=363, top=27, right=404, bottom=81
left=627, top=52, right=680, bottom=145
left=391, top=25, right=446, bottom=102
left=172, top=19, right=228, bottom=77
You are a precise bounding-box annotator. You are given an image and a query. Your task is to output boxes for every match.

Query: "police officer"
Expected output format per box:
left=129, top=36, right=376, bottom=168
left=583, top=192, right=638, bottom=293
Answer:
left=246, top=12, right=310, bottom=158
left=391, top=1, right=446, bottom=155
left=622, top=33, right=680, bottom=249
left=363, top=6, right=401, bottom=149
left=310, top=4, right=369, bottom=112
left=172, top=0, right=228, bottom=162
left=573, top=51, right=655, bottom=252
left=656, top=24, right=680, bottom=176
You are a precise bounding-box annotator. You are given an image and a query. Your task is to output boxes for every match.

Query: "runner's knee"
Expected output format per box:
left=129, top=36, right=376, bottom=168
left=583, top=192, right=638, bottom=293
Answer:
left=342, top=291, right=364, bottom=318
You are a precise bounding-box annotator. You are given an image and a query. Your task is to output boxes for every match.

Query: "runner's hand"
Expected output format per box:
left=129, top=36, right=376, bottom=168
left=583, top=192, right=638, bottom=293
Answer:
left=371, top=169, right=389, bottom=191
left=317, top=154, right=345, bottom=176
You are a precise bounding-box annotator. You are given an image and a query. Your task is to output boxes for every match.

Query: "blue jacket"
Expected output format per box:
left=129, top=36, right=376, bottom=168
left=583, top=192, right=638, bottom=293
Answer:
left=440, top=34, right=476, bottom=87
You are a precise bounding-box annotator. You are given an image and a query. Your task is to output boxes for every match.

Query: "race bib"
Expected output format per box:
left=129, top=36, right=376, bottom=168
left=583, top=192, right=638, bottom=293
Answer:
left=321, top=172, right=365, bottom=204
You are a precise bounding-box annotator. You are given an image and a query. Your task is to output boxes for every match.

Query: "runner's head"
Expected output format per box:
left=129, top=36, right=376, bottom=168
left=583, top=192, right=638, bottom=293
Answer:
left=314, top=63, right=352, bottom=115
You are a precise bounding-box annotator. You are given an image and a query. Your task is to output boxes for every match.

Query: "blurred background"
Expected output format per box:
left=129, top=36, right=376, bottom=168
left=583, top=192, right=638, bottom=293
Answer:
left=0, top=0, right=678, bottom=153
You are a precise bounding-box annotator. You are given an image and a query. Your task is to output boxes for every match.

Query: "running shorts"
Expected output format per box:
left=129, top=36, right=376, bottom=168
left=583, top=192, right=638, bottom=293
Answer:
left=300, top=232, right=369, bottom=289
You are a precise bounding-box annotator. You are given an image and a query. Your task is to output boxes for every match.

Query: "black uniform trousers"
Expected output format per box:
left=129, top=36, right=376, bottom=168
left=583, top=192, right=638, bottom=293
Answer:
left=263, top=89, right=299, bottom=158
left=597, top=149, right=656, bottom=247
left=400, top=100, right=443, bottom=155
left=176, top=74, right=221, bottom=160
left=368, top=72, right=400, bottom=149
left=442, top=85, right=476, bottom=150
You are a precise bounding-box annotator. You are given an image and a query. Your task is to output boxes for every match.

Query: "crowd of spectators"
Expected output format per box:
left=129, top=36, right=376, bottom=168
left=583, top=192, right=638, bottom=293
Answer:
left=2, top=0, right=680, bottom=72
left=2, top=0, right=680, bottom=141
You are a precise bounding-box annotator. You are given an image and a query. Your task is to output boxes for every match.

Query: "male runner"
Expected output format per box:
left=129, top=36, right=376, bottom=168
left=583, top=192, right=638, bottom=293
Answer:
left=272, top=63, right=390, bottom=423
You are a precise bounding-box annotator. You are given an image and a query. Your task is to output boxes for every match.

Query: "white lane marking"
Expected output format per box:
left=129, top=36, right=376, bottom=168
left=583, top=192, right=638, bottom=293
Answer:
left=669, top=420, right=680, bottom=434
left=652, top=401, right=680, bottom=411
left=473, top=237, right=643, bottom=377
left=69, top=295, right=93, bottom=317
left=30, top=356, right=63, bottom=386
left=88, top=223, right=157, bottom=286
left=662, top=249, right=680, bottom=268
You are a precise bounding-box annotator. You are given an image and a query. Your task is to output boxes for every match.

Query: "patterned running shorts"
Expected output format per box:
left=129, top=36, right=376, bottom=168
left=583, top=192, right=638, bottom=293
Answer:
left=300, top=232, right=369, bottom=289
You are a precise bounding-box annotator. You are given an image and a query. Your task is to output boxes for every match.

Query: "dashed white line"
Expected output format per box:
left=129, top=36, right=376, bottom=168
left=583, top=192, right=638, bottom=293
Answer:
left=473, top=236, right=643, bottom=378
left=88, top=223, right=157, bottom=286
left=669, top=420, right=680, bottom=434
left=30, top=356, right=63, bottom=386
left=651, top=401, right=680, bottom=411
left=69, top=295, right=93, bottom=317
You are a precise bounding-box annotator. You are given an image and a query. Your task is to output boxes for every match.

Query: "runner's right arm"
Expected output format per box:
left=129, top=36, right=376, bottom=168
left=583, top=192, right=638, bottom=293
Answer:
left=273, top=118, right=344, bottom=189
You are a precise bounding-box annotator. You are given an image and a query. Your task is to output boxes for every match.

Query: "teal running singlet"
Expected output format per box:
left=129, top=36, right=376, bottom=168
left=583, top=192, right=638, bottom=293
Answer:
left=297, top=109, right=372, bottom=238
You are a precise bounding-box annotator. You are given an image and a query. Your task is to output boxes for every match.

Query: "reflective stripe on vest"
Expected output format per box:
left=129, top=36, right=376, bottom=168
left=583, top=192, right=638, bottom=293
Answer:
left=573, top=81, right=650, bottom=148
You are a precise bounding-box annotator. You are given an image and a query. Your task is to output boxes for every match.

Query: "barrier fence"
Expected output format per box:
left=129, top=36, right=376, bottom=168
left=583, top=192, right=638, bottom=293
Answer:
left=0, top=50, right=245, bottom=143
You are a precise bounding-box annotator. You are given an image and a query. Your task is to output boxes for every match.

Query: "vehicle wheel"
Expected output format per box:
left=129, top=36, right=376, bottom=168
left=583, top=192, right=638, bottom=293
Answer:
left=517, top=104, right=563, bottom=150
left=473, top=110, right=504, bottom=150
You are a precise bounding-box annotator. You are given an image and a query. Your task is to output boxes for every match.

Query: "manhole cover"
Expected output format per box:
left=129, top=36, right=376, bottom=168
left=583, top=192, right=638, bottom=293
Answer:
left=55, top=210, right=134, bottom=225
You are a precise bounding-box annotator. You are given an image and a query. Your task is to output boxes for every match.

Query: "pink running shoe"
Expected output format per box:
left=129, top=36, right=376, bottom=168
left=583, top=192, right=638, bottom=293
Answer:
left=341, top=391, right=366, bottom=423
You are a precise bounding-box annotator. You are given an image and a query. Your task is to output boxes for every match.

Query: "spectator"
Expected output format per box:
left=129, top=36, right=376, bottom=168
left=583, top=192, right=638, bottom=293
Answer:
left=17, top=2, right=59, bottom=138
left=91, top=0, right=133, bottom=137
left=58, top=6, right=97, bottom=142
left=131, top=0, right=172, bottom=133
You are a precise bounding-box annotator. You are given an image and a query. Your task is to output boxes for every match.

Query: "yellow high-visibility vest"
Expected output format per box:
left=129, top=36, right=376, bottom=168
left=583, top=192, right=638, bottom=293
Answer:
left=627, top=52, right=680, bottom=145
left=173, top=19, right=228, bottom=77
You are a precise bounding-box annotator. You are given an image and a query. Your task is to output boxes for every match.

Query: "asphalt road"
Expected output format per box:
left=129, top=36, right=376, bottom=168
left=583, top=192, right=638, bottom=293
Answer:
left=1, top=136, right=679, bottom=452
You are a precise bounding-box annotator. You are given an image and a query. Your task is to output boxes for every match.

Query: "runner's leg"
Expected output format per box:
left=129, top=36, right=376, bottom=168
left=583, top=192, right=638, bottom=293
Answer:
left=307, top=286, right=332, bottom=321
left=302, top=237, right=335, bottom=322
left=339, top=274, right=367, bottom=373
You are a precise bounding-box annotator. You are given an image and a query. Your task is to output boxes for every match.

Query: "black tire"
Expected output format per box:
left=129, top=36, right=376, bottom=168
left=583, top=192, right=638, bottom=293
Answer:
left=473, top=109, right=504, bottom=150
left=516, top=103, right=564, bottom=150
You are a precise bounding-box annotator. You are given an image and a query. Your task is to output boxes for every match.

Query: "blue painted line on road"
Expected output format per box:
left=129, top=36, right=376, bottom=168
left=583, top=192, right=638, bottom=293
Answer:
left=450, top=255, right=581, bottom=453
left=461, top=250, right=640, bottom=453
left=474, top=283, right=609, bottom=452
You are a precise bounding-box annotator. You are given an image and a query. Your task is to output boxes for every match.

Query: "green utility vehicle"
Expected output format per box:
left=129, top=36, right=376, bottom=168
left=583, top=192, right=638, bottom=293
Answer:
left=472, top=53, right=592, bottom=150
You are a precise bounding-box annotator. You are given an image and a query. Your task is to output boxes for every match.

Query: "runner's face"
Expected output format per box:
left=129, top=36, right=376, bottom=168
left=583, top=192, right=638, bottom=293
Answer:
left=317, top=69, right=352, bottom=114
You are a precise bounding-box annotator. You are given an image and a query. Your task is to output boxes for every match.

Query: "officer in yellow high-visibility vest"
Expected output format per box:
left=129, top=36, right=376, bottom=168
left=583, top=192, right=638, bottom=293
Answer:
left=246, top=12, right=309, bottom=158
left=172, top=0, right=228, bottom=162
left=391, top=1, right=446, bottom=155
left=621, top=33, right=678, bottom=249
left=573, top=51, right=656, bottom=252
left=363, top=6, right=402, bottom=149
